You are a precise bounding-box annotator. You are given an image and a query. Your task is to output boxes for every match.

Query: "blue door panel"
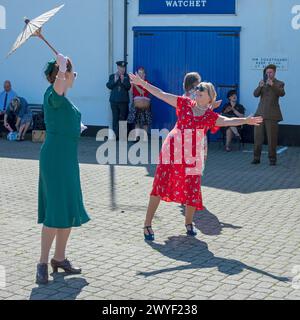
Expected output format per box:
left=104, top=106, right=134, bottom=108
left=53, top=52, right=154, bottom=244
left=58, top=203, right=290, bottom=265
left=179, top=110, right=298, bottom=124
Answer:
left=134, top=31, right=186, bottom=130
left=133, top=27, right=240, bottom=139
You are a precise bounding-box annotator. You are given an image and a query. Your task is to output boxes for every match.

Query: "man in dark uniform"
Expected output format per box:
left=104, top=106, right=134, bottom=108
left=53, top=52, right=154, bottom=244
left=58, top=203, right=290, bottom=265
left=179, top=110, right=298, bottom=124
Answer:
left=106, top=61, right=131, bottom=139
left=252, top=64, right=285, bottom=166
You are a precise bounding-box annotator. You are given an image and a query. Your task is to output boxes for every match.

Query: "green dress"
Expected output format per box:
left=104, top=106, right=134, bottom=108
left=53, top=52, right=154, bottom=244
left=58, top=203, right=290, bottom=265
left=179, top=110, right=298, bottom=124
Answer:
left=38, top=85, right=90, bottom=228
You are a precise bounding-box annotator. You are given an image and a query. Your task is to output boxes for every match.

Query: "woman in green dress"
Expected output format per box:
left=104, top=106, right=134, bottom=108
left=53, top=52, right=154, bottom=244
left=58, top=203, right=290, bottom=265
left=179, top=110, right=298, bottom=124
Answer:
left=36, top=53, right=90, bottom=284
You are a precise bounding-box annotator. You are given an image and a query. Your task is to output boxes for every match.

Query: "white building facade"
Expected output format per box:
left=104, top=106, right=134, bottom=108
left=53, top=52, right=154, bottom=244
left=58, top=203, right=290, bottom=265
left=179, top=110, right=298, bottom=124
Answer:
left=0, top=0, right=299, bottom=144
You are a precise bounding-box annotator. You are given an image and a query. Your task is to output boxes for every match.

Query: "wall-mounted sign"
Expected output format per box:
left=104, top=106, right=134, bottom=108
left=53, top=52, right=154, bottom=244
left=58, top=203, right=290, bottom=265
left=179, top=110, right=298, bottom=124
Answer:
left=139, top=0, right=236, bottom=15
left=0, top=5, right=6, bottom=29
left=291, top=5, right=300, bottom=30
left=251, top=57, right=289, bottom=71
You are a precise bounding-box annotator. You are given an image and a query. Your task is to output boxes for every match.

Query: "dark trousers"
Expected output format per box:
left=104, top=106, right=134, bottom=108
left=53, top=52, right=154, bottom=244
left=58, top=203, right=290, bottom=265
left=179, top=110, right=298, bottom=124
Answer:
left=254, top=119, right=279, bottom=161
left=110, top=103, right=128, bottom=138
left=0, top=113, right=16, bottom=134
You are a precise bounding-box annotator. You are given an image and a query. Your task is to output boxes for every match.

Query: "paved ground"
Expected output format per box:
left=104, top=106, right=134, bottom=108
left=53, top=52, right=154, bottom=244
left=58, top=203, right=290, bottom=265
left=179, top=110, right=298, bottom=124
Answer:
left=0, top=136, right=299, bottom=300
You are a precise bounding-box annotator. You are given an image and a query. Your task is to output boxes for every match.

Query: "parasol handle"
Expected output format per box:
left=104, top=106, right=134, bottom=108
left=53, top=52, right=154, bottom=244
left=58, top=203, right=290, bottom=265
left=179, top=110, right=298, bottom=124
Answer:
left=36, top=32, right=58, bottom=56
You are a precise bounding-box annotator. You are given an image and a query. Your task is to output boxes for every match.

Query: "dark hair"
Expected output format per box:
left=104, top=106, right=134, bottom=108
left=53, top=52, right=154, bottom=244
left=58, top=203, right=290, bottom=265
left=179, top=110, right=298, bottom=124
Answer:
left=263, top=64, right=277, bottom=75
left=183, top=72, right=201, bottom=92
left=227, top=90, right=237, bottom=99
left=45, top=60, right=73, bottom=84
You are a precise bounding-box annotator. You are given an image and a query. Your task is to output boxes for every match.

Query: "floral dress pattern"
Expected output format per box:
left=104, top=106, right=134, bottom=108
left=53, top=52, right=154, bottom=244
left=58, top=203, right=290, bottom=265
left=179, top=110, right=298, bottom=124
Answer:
left=150, top=96, right=219, bottom=210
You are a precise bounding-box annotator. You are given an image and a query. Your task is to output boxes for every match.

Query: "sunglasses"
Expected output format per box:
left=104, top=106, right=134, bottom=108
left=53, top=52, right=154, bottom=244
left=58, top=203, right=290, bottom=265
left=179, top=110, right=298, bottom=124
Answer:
left=193, top=85, right=207, bottom=92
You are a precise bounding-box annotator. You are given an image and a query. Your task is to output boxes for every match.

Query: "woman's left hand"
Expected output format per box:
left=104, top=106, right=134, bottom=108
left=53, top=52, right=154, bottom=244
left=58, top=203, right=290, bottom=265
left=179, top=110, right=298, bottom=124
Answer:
left=212, top=100, right=222, bottom=109
left=56, top=53, right=68, bottom=73
left=129, top=73, right=144, bottom=86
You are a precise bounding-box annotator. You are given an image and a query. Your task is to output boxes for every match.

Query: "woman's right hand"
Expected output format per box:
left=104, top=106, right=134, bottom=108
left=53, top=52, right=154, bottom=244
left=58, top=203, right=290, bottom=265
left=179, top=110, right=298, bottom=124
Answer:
left=245, top=115, right=263, bottom=126
left=56, top=53, right=68, bottom=73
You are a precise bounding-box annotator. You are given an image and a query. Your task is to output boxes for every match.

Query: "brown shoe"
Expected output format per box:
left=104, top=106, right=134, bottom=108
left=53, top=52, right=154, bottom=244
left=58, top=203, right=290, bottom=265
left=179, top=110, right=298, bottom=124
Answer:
left=51, top=258, right=82, bottom=274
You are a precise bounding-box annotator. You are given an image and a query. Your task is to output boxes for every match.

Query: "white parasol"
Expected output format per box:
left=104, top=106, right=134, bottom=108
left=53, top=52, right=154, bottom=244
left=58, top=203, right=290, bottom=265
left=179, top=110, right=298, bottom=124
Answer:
left=7, top=4, right=64, bottom=57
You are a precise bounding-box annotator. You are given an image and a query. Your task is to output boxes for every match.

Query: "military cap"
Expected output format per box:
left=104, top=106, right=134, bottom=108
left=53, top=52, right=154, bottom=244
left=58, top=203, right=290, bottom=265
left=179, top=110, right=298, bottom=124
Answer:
left=116, top=61, right=128, bottom=67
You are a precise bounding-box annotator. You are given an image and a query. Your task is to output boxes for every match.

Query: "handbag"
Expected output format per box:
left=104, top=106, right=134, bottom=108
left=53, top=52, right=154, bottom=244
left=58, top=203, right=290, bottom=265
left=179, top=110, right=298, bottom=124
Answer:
left=32, top=112, right=46, bottom=130
left=32, top=130, right=46, bottom=143
left=7, top=132, right=18, bottom=141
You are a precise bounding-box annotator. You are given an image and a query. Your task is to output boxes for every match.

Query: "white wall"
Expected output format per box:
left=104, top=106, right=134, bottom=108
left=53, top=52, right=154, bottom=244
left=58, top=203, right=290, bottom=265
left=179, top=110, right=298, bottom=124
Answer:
left=123, top=0, right=300, bottom=125
left=0, top=0, right=111, bottom=126
left=1, top=0, right=299, bottom=126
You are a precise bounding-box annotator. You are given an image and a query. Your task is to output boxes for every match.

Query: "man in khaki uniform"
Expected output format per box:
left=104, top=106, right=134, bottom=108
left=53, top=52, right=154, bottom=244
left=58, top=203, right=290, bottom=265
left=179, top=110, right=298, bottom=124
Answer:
left=252, top=64, right=285, bottom=166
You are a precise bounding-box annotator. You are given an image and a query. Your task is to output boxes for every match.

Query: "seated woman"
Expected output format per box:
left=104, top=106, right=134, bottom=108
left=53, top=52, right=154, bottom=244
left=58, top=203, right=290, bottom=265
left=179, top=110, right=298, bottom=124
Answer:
left=5, top=97, right=32, bottom=141
left=222, top=90, right=245, bottom=151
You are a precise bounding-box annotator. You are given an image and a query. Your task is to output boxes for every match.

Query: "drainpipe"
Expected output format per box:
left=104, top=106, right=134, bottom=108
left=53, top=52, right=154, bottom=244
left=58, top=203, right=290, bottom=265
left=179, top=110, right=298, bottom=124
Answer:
left=108, top=0, right=116, bottom=207
left=124, top=0, right=128, bottom=63
left=108, top=0, right=114, bottom=140
left=108, top=0, right=114, bottom=74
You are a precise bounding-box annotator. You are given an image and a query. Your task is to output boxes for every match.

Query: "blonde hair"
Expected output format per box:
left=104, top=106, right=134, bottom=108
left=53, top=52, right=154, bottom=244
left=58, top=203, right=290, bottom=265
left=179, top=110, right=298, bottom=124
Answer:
left=199, top=82, right=217, bottom=104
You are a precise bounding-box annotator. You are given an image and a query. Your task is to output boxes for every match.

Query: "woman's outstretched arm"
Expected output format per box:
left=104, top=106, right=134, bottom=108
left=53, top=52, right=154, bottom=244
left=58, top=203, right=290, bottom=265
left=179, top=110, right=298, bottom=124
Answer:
left=216, top=115, right=263, bottom=127
left=129, top=73, right=178, bottom=108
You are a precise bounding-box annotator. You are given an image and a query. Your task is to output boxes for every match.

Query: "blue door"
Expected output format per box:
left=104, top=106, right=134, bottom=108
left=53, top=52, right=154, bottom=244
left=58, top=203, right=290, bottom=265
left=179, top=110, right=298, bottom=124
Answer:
left=133, top=27, right=241, bottom=140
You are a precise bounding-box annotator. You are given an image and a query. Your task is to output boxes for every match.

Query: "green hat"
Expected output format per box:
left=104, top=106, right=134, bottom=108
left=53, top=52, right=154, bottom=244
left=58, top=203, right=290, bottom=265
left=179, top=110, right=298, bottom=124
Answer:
left=44, top=58, right=57, bottom=76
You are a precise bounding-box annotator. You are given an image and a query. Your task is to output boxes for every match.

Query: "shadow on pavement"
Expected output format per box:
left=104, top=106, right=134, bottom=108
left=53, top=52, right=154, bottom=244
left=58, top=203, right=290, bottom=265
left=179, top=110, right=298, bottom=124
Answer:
left=179, top=206, right=242, bottom=236
left=138, top=236, right=290, bottom=283
left=29, top=274, right=89, bottom=300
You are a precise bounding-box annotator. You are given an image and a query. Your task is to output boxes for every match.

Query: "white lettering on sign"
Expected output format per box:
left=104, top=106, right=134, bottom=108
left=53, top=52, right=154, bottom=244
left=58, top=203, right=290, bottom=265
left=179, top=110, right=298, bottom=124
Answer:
left=251, top=57, right=289, bottom=71
left=0, top=5, right=6, bottom=29
left=291, top=5, right=300, bottom=30
left=165, top=0, right=207, bottom=8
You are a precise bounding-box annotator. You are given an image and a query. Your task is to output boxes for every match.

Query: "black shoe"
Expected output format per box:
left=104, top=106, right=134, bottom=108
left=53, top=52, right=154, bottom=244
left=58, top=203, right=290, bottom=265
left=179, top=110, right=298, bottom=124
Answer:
left=269, top=160, right=276, bottom=166
left=251, top=159, right=260, bottom=165
left=144, top=226, right=155, bottom=241
left=36, top=263, right=48, bottom=285
left=185, top=224, right=197, bottom=237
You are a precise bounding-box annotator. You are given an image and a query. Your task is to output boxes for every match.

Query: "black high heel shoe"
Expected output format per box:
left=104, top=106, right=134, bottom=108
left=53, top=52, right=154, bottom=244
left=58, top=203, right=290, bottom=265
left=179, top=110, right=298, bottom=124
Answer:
left=185, top=224, right=197, bottom=237
left=36, top=263, right=48, bottom=284
left=51, top=258, right=82, bottom=274
left=144, top=226, right=155, bottom=241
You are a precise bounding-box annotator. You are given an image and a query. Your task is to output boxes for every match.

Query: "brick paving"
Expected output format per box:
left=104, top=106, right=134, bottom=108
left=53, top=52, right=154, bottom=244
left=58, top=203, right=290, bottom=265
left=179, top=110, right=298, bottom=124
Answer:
left=0, top=136, right=299, bottom=300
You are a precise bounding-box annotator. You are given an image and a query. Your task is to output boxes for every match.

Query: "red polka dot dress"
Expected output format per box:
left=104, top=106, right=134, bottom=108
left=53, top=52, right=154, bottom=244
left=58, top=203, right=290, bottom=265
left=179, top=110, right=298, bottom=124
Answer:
left=150, top=96, right=219, bottom=210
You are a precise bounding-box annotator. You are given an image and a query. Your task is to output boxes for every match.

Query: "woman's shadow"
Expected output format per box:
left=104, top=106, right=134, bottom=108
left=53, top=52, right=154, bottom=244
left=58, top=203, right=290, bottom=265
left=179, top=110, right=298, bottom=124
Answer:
left=138, top=236, right=290, bottom=283
left=29, top=273, right=89, bottom=300
left=181, top=206, right=242, bottom=236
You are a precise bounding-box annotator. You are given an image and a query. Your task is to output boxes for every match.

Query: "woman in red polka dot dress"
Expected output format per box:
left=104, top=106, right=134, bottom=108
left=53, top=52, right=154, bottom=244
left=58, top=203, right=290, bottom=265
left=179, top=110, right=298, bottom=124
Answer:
left=129, top=72, right=263, bottom=241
